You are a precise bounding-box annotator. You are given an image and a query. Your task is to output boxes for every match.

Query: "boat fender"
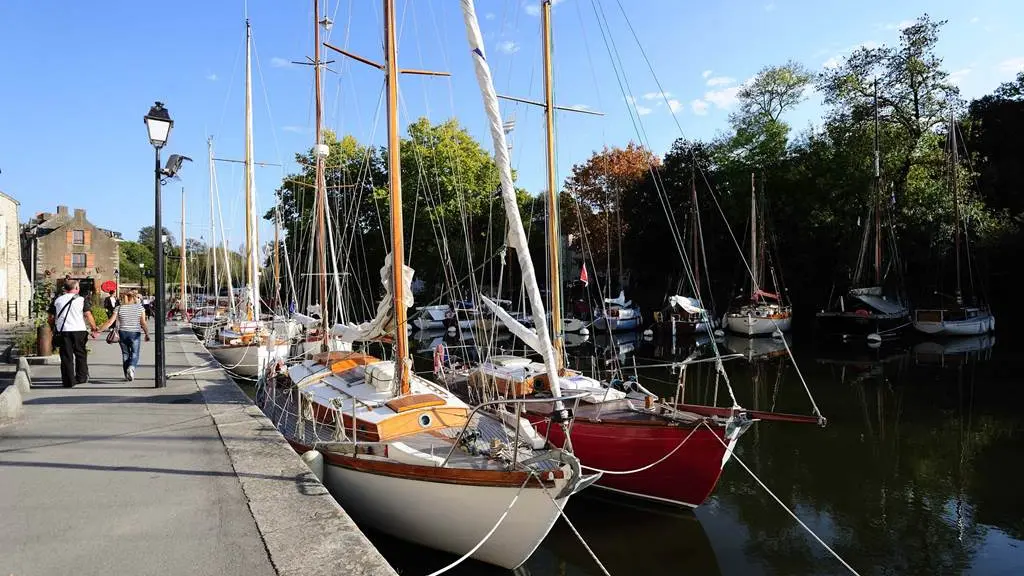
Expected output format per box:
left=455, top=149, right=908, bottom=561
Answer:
left=301, top=450, right=324, bottom=482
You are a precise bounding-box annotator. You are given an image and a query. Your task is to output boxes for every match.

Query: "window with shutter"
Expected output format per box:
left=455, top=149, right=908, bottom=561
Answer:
left=72, top=253, right=86, bottom=268
left=73, top=230, right=85, bottom=244
left=84, top=230, right=92, bottom=245
left=64, top=253, right=72, bottom=267
left=66, top=229, right=74, bottom=244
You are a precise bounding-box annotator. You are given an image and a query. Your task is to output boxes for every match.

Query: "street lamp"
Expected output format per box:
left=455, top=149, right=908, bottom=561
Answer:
left=144, top=101, right=172, bottom=389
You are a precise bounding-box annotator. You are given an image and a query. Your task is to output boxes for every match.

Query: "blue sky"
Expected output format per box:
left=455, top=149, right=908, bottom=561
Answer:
left=1, top=0, right=1021, bottom=251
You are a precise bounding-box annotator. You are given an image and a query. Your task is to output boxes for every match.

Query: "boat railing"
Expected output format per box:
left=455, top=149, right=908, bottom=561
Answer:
left=438, top=390, right=593, bottom=470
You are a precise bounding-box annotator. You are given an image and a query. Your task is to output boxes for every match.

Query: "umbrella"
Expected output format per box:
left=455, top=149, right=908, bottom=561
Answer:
left=100, top=280, right=117, bottom=293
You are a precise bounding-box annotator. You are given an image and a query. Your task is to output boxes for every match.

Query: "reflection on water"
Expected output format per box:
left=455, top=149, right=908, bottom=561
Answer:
left=344, top=329, right=1024, bottom=575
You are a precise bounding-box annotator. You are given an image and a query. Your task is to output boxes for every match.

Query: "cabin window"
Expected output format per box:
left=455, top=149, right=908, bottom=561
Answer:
left=73, top=229, right=85, bottom=244
left=71, top=253, right=86, bottom=268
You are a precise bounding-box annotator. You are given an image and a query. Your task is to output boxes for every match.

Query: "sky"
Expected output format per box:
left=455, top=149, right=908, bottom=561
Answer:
left=1, top=0, right=1021, bottom=252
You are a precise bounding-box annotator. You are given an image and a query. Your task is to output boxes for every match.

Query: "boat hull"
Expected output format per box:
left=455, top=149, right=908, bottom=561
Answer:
left=309, top=450, right=571, bottom=569
left=725, top=314, right=792, bottom=336
left=593, top=314, right=642, bottom=332
left=528, top=415, right=732, bottom=507
left=815, top=312, right=910, bottom=339
left=207, top=342, right=289, bottom=377
left=912, top=312, right=995, bottom=336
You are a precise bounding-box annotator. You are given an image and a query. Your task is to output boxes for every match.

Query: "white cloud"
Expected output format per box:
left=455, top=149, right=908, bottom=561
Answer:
left=706, top=76, right=735, bottom=86
left=854, top=40, right=879, bottom=51
left=282, top=125, right=305, bottom=133
left=764, top=2, right=776, bottom=12
left=486, top=12, right=496, bottom=20
left=668, top=99, right=683, bottom=113
left=496, top=40, right=520, bottom=54
left=642, top=91, right=672, bottom=101
left=703, top=85, right=741, bottom=109
left=270, top=57, right=292, bottom=68
left=998, top=57, right=1024, bottom=74
left=822, top=57, right=840, bottom=69
left=884, top=20, right=916, bottom=31
left=635, top=105, right=653, bottom=116
left=702, top=70, right=713, bottom=79
left=691, top=99, right=709, bottom=116
left=969, top=16, right=980, bottom=24
left=205, top=73, right=218, bottom=81
left=948, top=68, right=972, bottom=86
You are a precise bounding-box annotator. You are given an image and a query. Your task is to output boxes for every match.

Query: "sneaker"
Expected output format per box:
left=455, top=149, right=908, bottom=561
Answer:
left=128, top=366, right=135, bottom=382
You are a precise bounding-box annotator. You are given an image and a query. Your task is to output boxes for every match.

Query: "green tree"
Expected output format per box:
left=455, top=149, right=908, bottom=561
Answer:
left=727, top=61, right=812, bottom=170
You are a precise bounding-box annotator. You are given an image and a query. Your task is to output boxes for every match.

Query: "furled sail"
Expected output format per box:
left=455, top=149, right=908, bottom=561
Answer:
left=458, top=0, right=565, bottom=405
left=330, top=253, right=414, bottom=342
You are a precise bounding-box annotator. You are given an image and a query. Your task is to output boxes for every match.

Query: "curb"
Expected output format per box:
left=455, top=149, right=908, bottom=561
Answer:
left=0, top=380, right=22, bottom=424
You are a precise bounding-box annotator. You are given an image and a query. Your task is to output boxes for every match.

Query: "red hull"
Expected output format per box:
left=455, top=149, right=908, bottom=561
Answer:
left=527, top=414, right=731, bottom=507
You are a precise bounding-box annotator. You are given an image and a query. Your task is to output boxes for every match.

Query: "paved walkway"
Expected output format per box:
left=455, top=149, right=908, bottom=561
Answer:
left=0, top=324, right=394, bottom=576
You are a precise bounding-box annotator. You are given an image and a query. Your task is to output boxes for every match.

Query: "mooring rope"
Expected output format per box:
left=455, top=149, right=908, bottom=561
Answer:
left=538, top=477, right=612, bottom=576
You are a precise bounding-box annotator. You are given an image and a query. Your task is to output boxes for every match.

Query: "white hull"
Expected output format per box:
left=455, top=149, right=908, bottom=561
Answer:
left=321, top=459, right=570, bottom=569
left=913, top=317, right=994, bottom=336
left=593, top=314, right=642, bottom=332
left=412, top=317, right=474, bottom=331
left=563, top=317, right=588, bottom=333
left=207, top=342, right=290, bottom=377
left=725, top=314, right=792, bottom=336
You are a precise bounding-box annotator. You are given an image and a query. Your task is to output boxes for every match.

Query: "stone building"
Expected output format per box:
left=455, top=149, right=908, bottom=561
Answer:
left=21, top=205, right=121, bottom=301
left=0, top=191, right=33, bottom=321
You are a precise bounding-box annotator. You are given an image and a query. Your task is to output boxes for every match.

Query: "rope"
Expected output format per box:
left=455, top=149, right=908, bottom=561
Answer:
left=702, top=421, right=861, bottom=575
left=424, top=472, right=535, bottom=576
left=538, top=480, right=612, bottom=576
left=580, top=421, right=701, bottom=475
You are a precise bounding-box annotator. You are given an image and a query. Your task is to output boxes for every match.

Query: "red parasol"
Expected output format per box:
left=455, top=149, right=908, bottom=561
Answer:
left=100, top=280, right=117, bottom=293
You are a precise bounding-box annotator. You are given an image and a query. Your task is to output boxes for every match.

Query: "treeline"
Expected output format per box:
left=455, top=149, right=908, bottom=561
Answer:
left=270, top=15, right=1024, bottom=324
left=119, top=225, right=246, bottom=292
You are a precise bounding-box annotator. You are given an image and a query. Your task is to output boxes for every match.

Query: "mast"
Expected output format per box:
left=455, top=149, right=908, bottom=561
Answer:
left=750, top=172, right=758, bottom=298
left=273, top=199, right=281, bottom=313
left=180, top=188, right=187, bottom=316
left=243, top=19, right=260, bottom=320
left=313, top=0, right=330, bottom=348
left=541, top=0, right=563, bottom=368
left=208, top=137, right=220, bottom=305
left=691, top=169, right=700, bottom=299
left=873, top=79, right=881, bottom=287
left=384, top=0, right=410, bottom=394
left=951, top=111, right=962, bottom=305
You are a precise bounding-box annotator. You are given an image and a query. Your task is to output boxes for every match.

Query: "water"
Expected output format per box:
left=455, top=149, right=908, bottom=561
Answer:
left=363, top=329, right=1024, bottom=575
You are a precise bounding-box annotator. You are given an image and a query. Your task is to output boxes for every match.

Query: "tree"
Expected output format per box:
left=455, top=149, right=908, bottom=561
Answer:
left=727, top=61, right=813, bottom=169
left=138, top=226, right=177, bottom=249
left=561, top=142, right=658, bottom=292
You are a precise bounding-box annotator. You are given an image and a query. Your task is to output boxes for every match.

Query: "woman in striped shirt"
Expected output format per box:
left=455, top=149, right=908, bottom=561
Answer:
left=99, top=291, right=150, bottom=381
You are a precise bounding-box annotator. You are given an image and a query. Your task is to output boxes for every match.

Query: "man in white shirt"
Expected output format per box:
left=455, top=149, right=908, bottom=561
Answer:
left=48, top=279, right=100, bottom=387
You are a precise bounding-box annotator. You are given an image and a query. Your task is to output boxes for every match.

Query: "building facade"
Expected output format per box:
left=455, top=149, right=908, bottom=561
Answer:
left=0, top=191, right=33, bottom=321
left=21, top=205, right=121, bottom=301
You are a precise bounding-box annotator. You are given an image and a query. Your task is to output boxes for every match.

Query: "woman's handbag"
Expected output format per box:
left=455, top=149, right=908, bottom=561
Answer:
left=105, top=328, right=119, bottom=344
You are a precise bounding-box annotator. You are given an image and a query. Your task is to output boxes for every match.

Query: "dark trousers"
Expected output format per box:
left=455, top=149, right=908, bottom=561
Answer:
left=58, top=331, right=89, bottom=387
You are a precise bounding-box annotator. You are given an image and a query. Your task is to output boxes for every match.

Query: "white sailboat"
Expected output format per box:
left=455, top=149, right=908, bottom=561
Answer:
left=206, top=19, right=289, bottom=378
left=259, top=0, right=594, bottom=568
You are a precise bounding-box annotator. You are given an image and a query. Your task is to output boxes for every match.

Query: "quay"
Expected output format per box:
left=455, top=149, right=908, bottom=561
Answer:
left=0, top=323, right=395, bottom=576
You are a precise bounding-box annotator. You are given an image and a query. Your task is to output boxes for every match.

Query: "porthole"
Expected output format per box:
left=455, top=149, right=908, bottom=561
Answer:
left=418, top=413, right=432, bottom=428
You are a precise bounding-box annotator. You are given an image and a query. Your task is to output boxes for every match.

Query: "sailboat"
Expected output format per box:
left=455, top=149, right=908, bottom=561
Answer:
left=725, top=174, right=793, bottom=336
left=461, top=1, right=813, bottom=509
left=816, top=82, right=909, bottom=342
left=190, top=137, right=230, bottom=339
left=258, top=1, right=594, bottom=568
left=205, top=19, right=289, bottom=378
left=912, top=113, right=996, bottom=336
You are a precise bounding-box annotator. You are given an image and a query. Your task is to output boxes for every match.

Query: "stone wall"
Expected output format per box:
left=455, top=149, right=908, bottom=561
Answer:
left=0, top=192, right=31, bottom=321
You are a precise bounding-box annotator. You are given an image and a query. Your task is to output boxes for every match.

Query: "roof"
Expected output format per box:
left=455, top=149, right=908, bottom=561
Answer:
left=0, top=190, right=19, bottom=206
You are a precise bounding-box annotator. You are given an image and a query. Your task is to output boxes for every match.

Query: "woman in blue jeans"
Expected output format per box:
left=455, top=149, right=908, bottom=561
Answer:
left=99, top=291, right=150, bottom=381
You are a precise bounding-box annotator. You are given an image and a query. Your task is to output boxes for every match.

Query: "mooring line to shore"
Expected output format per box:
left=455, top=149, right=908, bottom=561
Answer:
left=703, top=421, right=861, bottom=575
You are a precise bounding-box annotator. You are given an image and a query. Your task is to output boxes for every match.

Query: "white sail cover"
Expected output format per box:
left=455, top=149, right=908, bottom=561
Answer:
left=330, top=252, right=414, bottom=342
left=668, top=295, right=705, bottom=314
left=459, top=0, right=565, bottom=405
left=605, top=290, right=632, bottom=307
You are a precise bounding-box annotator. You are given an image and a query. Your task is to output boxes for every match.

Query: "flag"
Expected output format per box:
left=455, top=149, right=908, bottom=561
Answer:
left=580, top=264, right=589, bottom=286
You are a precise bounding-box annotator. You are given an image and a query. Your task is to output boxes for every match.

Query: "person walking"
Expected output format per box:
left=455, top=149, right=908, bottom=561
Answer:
left=102, top=290, right=119, bottom=317
left=48, top=279, right=100, bottom=387
left=99, top=291, right=150, bottom=381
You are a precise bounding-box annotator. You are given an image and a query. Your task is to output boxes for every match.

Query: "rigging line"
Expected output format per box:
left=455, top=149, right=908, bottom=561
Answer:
left=249, top=31, right=288, bottom=203
left=537, top=481, right=613, bottom=576
left=703, top=421, right=861, bottom=575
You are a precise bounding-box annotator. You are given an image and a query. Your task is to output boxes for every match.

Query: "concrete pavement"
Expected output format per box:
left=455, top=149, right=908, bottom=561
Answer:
left=0, top=323, right=395, bottom=576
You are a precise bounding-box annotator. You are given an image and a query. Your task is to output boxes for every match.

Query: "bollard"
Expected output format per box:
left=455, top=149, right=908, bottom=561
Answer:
left=17, top=357, right=31, bottom=382
left=14, top=371, right=31, bottom=394
left=300, top=450, right=324, bottom=482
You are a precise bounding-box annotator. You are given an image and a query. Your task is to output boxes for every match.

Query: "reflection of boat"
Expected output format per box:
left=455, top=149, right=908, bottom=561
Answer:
left=593, top=329, right=639, bottom=363
left=724, top=333, right=792, bottom=362
left=524, top=493, right=722, bottom=576
left=815, top=342, right=909, bottom=386
left=912, top=334, right=995, bottom=366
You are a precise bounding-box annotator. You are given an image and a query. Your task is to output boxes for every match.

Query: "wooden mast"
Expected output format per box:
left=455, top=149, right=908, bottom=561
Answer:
left=951, top=111, right=962, bottom=306
left=384, top=0, right=410, bottom=394
left=750, top=172, right=757, bottom=298
left=313, top=0, right=330, bottom=348
left=207, top=137, right=219, bottom=305
left=180, top=188, right=187, bottom=316
left=541, top=0, right=563, bottom=368
left=691, top=168, right=700, bottom=299
left=872, top=79, right=881, bottom=287
left=273, top=200, right=281, bottom=312
left=243, top=19, right=258, bottom=320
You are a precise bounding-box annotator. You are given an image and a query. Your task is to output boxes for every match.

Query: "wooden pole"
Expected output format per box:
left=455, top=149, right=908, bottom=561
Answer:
left=542, top=0, right=563, bottom=369
left=314, top=0, right=330, bottom=348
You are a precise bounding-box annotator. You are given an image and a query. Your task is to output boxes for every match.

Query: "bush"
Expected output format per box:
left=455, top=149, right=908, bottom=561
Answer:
left=91, top=305, right=108, bottom=327
left=15, top=330, right=38, bottom=356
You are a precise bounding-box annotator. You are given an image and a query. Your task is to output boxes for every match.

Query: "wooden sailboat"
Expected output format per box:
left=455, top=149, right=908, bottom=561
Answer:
left=725, top=173, right=793, bottom=336
left=912, top=113, right=995, bottom=336
left=190, top=137, right=230, bottom=338
left=816, top=82, right=909, bottom=341
left=205, top=19, right=289, bottom=377
left=259, top=1, right=593, bottom=568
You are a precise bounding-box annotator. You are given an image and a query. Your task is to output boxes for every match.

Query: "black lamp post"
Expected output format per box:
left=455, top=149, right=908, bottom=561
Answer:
left=144, top=102, right=172, bottom=388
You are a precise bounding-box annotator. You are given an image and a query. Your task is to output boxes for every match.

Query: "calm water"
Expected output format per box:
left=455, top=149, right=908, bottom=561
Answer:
left=358, top=328, right=1024, bottom=575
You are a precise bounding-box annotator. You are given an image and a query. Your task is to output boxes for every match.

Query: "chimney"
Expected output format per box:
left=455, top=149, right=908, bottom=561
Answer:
left=74, top=208, right=86, bottom=220
left=57, top=205, right=69, bottom=216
